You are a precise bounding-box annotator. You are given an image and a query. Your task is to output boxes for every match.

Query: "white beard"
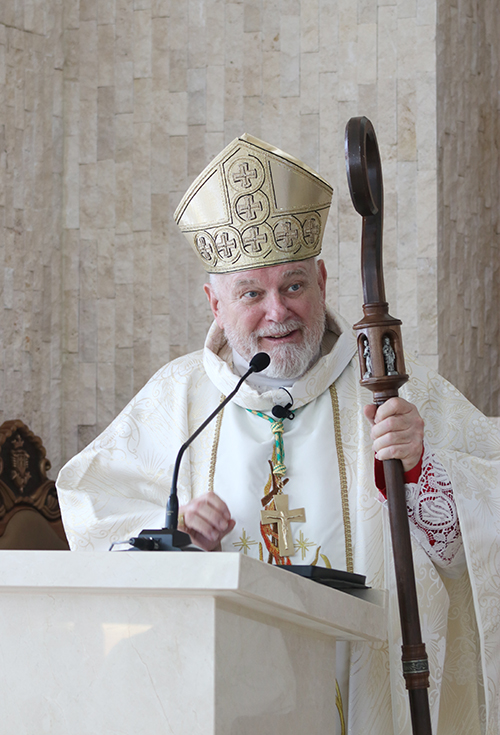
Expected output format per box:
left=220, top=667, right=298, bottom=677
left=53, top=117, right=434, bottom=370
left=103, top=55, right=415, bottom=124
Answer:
left=223, top=313, right=326, bottom=380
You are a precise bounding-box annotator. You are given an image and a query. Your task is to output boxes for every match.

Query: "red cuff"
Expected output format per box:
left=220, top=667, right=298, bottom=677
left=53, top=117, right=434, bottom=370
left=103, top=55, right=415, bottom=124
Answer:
left=374, top=449, right=424, bottom=497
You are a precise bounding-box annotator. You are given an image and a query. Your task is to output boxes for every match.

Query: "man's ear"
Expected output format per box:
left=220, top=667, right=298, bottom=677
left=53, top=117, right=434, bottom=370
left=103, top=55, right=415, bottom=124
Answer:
left=317, top=259, right=327, bottom=300
left=204, top=282, right=223, bottom=326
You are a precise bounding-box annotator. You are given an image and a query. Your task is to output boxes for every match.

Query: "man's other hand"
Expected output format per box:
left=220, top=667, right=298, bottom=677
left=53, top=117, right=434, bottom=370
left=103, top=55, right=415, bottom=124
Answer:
left=179, top=493, right=236, bottom=551
left=364, top=397, right=424, bottom=472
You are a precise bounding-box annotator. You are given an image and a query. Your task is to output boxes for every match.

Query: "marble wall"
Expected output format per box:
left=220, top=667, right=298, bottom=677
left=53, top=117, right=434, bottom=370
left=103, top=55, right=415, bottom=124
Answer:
left=437, top=0, right=500, bottom=416
left=0, top=2, right=64, bottom=470
left=0, top=0, right=497, bottom=473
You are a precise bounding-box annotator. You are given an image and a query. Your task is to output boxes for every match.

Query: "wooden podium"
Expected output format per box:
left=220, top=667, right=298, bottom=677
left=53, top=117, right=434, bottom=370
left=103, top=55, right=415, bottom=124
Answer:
left=0, top=551, right=387, bottom=734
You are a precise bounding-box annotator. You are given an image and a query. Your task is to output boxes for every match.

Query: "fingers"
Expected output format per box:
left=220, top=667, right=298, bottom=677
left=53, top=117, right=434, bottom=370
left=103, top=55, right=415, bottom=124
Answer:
left=366, top=398, right=424, bottom=472
left=180, top=493, right=235, bottom=551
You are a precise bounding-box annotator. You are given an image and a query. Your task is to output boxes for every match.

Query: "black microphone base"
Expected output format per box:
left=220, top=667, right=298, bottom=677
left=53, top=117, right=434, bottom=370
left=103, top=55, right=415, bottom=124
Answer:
left=129, top=527, right=198, bottom=551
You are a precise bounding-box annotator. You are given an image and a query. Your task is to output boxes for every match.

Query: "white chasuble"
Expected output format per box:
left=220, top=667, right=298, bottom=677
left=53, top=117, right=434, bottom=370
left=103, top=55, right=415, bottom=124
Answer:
left=57, top=308, right=500, bottom=735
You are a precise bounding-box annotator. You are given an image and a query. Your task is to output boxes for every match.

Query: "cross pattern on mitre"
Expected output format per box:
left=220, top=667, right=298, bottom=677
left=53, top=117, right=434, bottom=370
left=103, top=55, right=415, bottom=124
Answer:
left=261, top=494, right=306, bottom=557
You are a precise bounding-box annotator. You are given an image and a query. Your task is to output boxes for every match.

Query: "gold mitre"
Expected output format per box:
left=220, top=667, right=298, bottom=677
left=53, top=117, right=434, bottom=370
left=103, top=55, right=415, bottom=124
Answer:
left=174, top=134, right=333, bottom=274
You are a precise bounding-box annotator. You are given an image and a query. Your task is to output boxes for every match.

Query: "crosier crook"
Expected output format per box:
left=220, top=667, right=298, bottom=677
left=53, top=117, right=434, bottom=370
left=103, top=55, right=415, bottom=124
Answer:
left=345, top=116, right=433, bottom=735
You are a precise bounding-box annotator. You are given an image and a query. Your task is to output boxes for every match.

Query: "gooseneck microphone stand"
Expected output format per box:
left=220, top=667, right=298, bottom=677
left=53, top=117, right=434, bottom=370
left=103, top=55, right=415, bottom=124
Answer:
left=126, top=351, right=271, bottom=552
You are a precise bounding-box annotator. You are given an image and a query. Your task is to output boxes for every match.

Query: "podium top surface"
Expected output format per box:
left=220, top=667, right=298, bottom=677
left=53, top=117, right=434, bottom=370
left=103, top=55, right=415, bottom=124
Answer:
left=0, top=551, right=387, bottom=642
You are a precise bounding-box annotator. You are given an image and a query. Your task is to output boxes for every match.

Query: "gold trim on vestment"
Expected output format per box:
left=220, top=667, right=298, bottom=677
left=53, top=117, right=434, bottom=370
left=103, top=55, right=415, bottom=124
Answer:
left=329, top=383, right=354, bottom=574
left=208, top=396, right=226, bottom=493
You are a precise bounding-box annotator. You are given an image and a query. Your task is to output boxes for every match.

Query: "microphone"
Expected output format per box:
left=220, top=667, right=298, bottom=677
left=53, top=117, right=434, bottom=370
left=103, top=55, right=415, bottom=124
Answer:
left=272, top=404, right=294, bottom=421
left=271, top=387, right=295, bottom=421
left=128, top=352, right=271, bottom=551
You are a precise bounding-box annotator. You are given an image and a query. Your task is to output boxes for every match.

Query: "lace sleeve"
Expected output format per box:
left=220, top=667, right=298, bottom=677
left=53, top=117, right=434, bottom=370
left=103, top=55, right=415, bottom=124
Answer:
left=404, top=443, right=465, bottom=574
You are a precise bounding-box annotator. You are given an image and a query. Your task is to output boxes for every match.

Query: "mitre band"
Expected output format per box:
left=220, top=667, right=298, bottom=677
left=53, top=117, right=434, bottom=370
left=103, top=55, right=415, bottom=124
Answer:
left=174, top=134, right=333, bottom=274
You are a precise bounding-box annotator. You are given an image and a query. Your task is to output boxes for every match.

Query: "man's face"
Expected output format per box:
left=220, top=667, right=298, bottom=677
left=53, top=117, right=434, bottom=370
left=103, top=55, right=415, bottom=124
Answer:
left=204, top=259, right=327, bottom=379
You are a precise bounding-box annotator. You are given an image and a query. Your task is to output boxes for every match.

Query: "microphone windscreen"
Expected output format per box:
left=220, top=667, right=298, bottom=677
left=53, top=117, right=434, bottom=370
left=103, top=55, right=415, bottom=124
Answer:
left=249, top=352, right=271, bottom=373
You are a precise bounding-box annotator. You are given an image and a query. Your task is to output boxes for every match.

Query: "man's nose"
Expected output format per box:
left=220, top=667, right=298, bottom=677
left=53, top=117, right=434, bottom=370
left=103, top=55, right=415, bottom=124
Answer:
left=264, top=292, right=290, bottom=322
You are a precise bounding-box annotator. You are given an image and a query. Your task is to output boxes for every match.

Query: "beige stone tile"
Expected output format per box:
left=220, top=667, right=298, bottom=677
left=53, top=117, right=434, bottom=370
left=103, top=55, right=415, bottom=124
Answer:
left=397, top=17, right=416, bottom=79
left=115, top=346, right=134, bottom=412
left=98, top=22, right=115, bottom=86
left=132, top=121, right=151, bottom=231
left=204, top=130, right=225, bottom=162
left=206, top=65, right=225, bottom=133
left=377, top=79, right=397, bottom=163
left=416, top=168, right=436, bottom=258
left=416, top=73, right=436, bottom=171
left=417, top=256, right=437, bottom=354
left=97, top=360, right=116, bottom=432
left=169, top=48, right=187, bottom=93
left=80, top=0, right=97, bottom=22
left=337, top=4, right=357, bottom=102
left=280, top=14, right=300, bottom=97
left=339, top=240, right=363, bottom=297
left=98, top=0, right=116, bottom=25
left=358, top=0, right=376, bottom=24
left=115, top=160, right=134, bottom=234
left=398, top=0, right=418, bottom=19
left=397, top=161, right=417, bottom=267
left=319, top=0, right=338, bottom=73
left=116, top=0, right=133, bottom=59
left=396, top=268, right=418, bottom=327
left=168, top=135, right=188, bottom=194
left=261, top=0, right=280, bottom=53
left=241, top=95, right=260, bottom=137
left=260, top=51, right=280, bottom=141
left=206, top=0, right=225, bottom=64
left=80, top=21, right=98, bottom=88
left=188, top=0, right=207, bottom=70
left=357, top=23, right=377, bottom=86
left=79, top=236, right=98, bottom=299
left=151, top=313, right=170, bottom=369
left=301, top=0, right=319, bottom=53
left=115, top=59, right=134, bottom=113
left=63, top=134, right=80, bottom=229
left=243, top=31, right=263, bottom=98
left=300, top=113, right=320, bottom=171
left=168, top=91, right=188, bottom=135
left=134, top=76, right=152, bottom=122
left=300, top=51, right=319, bottom=116
left=358, top=83, right=377, bottom=126
left=338, top=294, right=363, bottom=327
left=152, top=16, right=169, bottom=79
left=279, top=96, right=300, bottom=157
left=224, top=65, right=243, bottom=129
left=397, top=77, right=417, bottom=162
left=318, top=72, right=339, bottom=181
left=98, top=297, right=115, bottom=362
left=97, top=228, right=115, bottom=298
left=97, top=85, right=115, bottom=160
left=244, top=0, right=261, bottom=33
left=115, top=282, right=134, bottom=347
left=114, top=231, right=134, bottom=285
left=78, top=361, right=97, bottom=426
left=187, top=124, right=206, bottom=178
left=152, top=0, right=169, bottom=17
left=79, top=297, right=97, bottom=362
left=151, top=123, right=169, bottom=194
left=382, top=160, right=398, bottom=270
left=115, top=110, right=133, bottom=162
left=133, top=8, right=152, bottom=79
left=188, top=67, right=206, bottom=126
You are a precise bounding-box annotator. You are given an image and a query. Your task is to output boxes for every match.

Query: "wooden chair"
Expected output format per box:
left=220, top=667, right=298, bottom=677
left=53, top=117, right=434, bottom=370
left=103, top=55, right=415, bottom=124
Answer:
left=0, top=420, right=69, bottom=550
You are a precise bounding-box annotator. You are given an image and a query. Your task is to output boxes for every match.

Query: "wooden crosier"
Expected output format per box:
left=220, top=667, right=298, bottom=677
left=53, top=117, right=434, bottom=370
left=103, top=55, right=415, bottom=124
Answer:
left=345, top=116, right=432, bottom=735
